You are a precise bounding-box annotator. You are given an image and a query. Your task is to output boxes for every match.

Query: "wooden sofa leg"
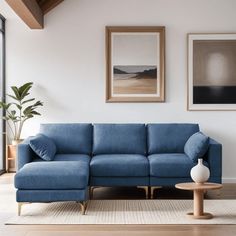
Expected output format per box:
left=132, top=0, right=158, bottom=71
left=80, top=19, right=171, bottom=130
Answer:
left=78, top=201, right=87, bottom=215
left=89, top=186, right=95, bottom=199
left=137, top=186, right=149, bottom=199
left=18, top=203, right=22, bottom=216
left=18, top=202, right=29, bottom=216
left=89, top=186, right=102, bottom=199
left=150, top=186, right=162, bottom=199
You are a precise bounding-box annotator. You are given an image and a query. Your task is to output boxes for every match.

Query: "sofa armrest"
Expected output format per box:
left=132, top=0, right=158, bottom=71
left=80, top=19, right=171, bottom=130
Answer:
left=17, top=137, right=37, bottom=170
left=205, top=138, right=222, bottom=179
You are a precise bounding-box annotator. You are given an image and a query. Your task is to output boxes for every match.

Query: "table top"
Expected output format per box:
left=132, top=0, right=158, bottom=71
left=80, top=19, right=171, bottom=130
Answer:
left=175, top=182, right=222, bottom=191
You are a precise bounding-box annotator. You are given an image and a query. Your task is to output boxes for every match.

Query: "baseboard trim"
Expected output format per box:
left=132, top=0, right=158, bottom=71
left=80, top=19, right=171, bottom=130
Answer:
left=222, top=178, right=236, bottom=183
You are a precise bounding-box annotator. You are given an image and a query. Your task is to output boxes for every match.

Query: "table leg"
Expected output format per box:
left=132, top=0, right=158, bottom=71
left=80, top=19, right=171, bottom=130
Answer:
left=187, top=189, right=213, bottom=219
left=194, top=189, right=203, bottom=216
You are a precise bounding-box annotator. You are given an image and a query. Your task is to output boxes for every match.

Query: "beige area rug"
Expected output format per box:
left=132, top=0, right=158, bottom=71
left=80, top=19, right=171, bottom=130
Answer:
left=6, top=200, right=236, bottom=225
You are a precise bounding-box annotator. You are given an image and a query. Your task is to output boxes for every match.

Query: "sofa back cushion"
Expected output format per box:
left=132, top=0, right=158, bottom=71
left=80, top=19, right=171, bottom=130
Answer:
left=93, top=124, right=146, bottom=155
left=147, top=123, right=199, bottom=154
left=40, top=123, right=93, bottom=154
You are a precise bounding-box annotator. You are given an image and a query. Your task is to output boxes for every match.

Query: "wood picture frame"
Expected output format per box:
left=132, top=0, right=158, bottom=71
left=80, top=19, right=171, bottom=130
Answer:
left=187, top=33, right=236, bottom=111
left=106, top=26, right=165, bottom=102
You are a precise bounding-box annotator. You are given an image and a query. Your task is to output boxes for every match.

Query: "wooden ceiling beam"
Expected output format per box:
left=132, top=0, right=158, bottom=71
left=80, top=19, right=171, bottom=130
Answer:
left=5, top=0, right=43, bottom=29
left=38, top=0, right=64, bottom=15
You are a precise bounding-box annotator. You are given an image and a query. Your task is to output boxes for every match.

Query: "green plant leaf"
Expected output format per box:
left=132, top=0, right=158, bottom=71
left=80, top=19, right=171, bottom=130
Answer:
left=2, top=116, right=10, bottom=120
left=31, top=111, right=41, bottom=116
left=19, top=82, right=33, bottom=94
left=22, top=98, right=35, bottom=104
left=19, top=82, right=33, bottom=100
left=11, top=110, right=16, bottom=116
left=11, top=86, right=21, bottom=100
left=33, top=101, right=43, bottom=107
left=8, top=114, right=17, bottom=121
left=24, top=114, right=34, bottom=120
left=6, top=103, right=12, bottom=109
left=0, top=101, right=7, bottom=109
left=16, top=104, right=22, bottom=110
left=0, top=102, right=13, bottom=113
left=23, top=106, right=33, bottom=115
left=7, top=94, right=18, bottom=101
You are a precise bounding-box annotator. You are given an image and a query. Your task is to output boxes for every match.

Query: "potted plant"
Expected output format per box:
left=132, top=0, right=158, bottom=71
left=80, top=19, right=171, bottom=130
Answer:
left=0, top=82, right=43, bottom=145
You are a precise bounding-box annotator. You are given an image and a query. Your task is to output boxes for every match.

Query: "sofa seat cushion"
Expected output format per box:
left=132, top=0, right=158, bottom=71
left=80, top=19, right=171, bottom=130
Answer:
left=15, top=161, right=89, bottom=190
left=148, top=153, right=209, bottom=177
left=32, top=154, right=91, bottom=163
left=90, top=154, right=149, bottom=177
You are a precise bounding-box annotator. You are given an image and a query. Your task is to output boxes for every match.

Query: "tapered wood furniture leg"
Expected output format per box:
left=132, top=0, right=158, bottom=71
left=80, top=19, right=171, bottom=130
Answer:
left=150, top=186, right=162, bottom=199
left=77, top=201, right=87, bottom=215
left=137, top=186, right=149, bottom=199
left=89, top=186, right=101, bottom=199
left=89, top=186, right=94, bottom=199
left=18, top=203, right=22, bottom=216
left=18, top=202, right=28, bottom=216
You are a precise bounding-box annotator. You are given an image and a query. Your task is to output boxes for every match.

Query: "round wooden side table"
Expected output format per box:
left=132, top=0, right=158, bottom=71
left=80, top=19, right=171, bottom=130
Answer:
left=175, top=182, right=222, bottom=219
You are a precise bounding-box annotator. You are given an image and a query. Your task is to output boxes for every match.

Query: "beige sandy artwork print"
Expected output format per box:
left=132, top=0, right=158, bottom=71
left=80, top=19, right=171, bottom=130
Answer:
left=112, top=33, right=159, bottom=95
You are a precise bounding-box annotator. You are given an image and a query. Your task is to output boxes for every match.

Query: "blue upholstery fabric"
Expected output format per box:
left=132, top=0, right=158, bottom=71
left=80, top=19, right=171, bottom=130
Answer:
left=40, top=123, right=92, bottom=154
left=90, top=154, right=149, bottom=177
left=15, top=161, right=89, bottom=190
left=148, top=153, right=209, bottom=177
left=90, top=177, right=149, bottom=186
left=205, top=138, right=222, bottom=180
left=53, top=154, right=90, bottom=162
left=29, top=134, right=57, bottom=161
left=16, top=189, right=88, bottom=202
left=147, top=123, right=199, bottom=154
left=32, top=154, right=91, bottom=163
left=184, top=132, right=209, bottom=162
left=93, top=124, right=146, bottom=155
left=17, top=138, right=38, bottom=170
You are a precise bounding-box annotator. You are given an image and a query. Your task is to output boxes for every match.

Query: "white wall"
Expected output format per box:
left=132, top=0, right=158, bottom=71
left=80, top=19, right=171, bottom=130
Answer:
left=0, top=0, right=236, bottom=182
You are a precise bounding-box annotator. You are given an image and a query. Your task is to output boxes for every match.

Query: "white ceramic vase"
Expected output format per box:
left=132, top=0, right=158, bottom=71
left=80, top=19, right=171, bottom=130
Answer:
left=190, top=158, right=210, bottom=184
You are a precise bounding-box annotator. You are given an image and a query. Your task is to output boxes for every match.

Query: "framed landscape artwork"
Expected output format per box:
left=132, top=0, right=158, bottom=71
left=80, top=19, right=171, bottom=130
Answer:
left=188, top=33, right=236, bottom=110
left=106, top=26, right=165, bottom=102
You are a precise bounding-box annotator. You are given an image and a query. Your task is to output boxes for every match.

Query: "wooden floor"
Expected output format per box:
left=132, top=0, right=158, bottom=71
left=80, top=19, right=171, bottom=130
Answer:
left=0, top=173, right=236, bottom=236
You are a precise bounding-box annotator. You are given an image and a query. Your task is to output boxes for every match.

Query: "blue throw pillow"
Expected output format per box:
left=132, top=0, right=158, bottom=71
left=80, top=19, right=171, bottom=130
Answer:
left=29, top=134, right=57, bottom=161
left=184, top=132, right=209, bottom=162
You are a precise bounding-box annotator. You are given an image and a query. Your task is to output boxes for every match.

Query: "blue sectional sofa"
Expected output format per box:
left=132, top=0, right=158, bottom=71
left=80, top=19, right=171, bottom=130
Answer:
left=14, top=123, right=222, bottom=215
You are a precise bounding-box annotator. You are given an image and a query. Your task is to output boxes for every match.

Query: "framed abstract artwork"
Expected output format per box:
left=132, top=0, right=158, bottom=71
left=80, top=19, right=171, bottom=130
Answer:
left=106, top=26, right=165, bottom=102
left=188, top=33, right=236, bottom=110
